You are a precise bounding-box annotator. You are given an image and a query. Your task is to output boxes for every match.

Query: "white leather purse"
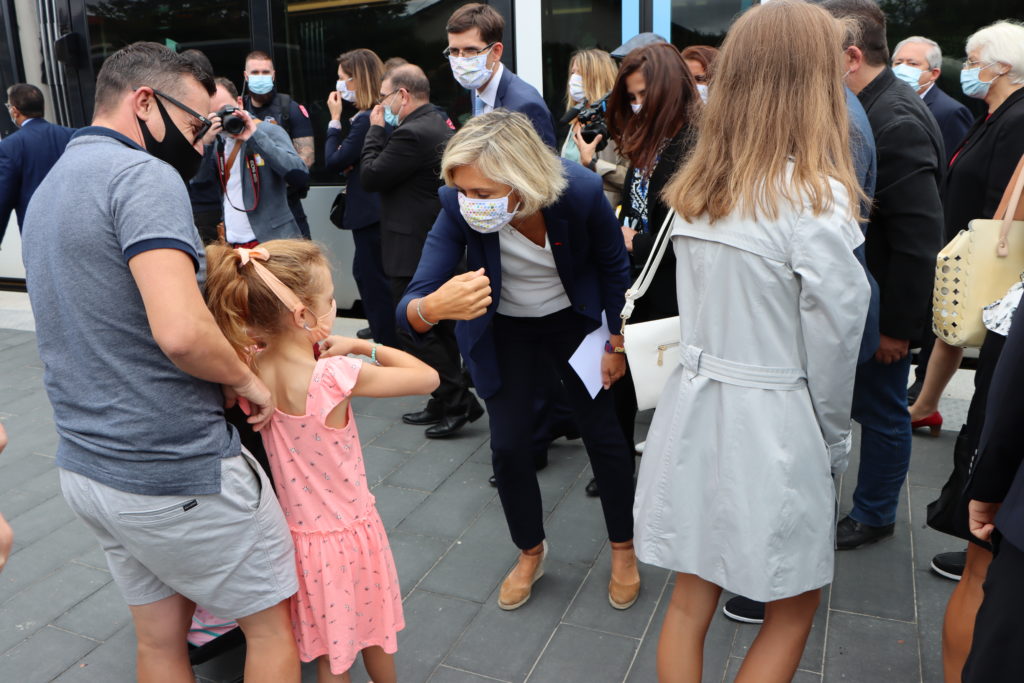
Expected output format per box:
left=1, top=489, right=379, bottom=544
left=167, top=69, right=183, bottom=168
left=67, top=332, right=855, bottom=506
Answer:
left=620, top=211, right=680, bottom=410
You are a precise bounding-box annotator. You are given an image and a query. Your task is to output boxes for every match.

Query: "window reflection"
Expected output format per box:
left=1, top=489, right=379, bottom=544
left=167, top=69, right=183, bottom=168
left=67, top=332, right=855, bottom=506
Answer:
left=671, top=0, right=749, bottom=48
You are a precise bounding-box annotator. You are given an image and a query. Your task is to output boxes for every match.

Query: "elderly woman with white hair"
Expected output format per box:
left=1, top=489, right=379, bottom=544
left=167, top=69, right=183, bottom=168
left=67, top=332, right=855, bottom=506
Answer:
left=899, top=19, right=1024, bottom=683
left=398, top=109, right=640, bottom=612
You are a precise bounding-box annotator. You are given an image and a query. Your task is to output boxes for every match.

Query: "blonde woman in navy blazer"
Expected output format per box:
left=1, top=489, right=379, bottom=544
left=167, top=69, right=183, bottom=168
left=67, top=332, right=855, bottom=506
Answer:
left=398, top=110, right=640, bottom=611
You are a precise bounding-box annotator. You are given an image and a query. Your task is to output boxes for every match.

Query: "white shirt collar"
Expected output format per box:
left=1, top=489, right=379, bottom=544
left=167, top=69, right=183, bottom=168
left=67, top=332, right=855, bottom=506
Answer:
left=918, top=82, right=935, bottom=99
left=477, top=62, right=504, bottom=110
left=19, top=117, right=44, bottom=127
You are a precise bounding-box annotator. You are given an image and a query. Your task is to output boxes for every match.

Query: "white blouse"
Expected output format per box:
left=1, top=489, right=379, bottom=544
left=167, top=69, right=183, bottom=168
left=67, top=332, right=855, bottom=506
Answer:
left=496, top=225, right=571, bottom=317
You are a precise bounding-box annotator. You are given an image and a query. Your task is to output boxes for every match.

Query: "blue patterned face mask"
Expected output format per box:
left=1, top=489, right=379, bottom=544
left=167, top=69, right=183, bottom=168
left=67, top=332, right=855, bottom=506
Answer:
left=457, top=191, right=520, bottom=233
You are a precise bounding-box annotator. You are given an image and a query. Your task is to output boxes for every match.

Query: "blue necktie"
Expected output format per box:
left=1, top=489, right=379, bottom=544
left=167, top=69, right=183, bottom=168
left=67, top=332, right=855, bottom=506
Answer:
left=472, top=93, right=483, bottom=117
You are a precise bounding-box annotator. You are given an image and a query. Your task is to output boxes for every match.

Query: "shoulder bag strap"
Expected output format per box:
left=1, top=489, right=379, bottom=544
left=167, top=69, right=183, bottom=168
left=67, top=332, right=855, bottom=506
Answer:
left=995, top=152, right=1024, bottom=257
left=619, top=210, right=675, bottom=333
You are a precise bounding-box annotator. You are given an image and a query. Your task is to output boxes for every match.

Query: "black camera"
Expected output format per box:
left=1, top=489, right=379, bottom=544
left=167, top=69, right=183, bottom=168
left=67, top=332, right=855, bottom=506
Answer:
left=215, top=105, right=246, bottom=136
left=560, top=91, right=611, bottom=153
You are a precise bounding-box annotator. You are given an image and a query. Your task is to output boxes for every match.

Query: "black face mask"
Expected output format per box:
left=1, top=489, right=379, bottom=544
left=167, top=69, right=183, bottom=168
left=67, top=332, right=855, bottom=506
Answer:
left=137, top=97, right=203, bottom=182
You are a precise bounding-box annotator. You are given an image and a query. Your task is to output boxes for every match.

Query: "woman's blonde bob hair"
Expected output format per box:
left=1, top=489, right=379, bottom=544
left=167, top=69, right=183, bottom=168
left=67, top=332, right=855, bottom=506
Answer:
left=565, top=49, right=618, bottom=113
left=441, top=109, right=567, bottom=216
left=665, top=0, right=864, bottom=223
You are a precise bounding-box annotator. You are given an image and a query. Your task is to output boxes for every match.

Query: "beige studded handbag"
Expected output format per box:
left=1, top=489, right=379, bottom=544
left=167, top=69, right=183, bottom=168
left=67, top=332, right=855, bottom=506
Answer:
left=933, top=153, right=1024, bottom=348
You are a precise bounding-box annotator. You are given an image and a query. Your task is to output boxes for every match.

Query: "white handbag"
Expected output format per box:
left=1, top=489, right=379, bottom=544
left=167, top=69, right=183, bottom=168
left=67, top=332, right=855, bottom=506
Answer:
left=620, top=211, right=680, bottom=410
left=933, top=152, right=1024, bottom=347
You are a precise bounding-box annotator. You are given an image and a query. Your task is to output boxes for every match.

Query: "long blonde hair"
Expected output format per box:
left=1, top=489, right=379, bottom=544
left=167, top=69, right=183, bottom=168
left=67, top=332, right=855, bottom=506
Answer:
left=665, top=0, right=864, bottom=223
left=565, top=49, right=618, bottom=113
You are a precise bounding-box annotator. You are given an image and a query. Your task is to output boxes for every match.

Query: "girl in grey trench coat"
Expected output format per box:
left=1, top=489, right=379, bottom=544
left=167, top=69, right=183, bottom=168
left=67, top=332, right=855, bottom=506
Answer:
left=631, top=2, right=871, bottom=681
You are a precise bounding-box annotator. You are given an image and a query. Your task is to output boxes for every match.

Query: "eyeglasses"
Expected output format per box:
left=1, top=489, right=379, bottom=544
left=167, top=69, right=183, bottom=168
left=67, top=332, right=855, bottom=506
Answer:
left=376, top=89, right=401, bottom=106
left=134, top=87, right=213, bottom=144
left=962, top=58, right=994, bottom=71
left=443, top=42, right=496, bottom=59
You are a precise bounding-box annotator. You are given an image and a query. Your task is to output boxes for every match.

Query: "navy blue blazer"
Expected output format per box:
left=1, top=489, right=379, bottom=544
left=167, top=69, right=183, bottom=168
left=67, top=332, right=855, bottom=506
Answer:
left=922, top=84, right=973, bottom=164
left=398, top=160, right=631, bottom=399
left=0, top=118, right=74, bottom=241
left=494, top=68, right=557, bottom=148
left=324, top=111, right=381, bottom=231
left=847, top=89, right=881, bottom=365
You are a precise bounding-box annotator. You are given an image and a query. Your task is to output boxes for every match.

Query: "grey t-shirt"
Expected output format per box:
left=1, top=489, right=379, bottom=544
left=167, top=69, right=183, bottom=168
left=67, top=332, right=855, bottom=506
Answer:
left=22, top=127, right=240, bottom=495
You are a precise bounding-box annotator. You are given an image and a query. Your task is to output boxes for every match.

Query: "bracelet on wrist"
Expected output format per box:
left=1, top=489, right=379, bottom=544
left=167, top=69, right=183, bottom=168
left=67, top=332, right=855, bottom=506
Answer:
left=604, top=340, right=625, bottom=354
left=416, top=299, right=438, bottom=327
left=370, top=343, right=381, bottom=366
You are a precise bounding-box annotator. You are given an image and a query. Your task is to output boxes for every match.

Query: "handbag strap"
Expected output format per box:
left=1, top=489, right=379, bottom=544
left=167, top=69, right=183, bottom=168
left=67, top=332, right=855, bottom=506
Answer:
left=619, top=210, right=675, bottom=333
left=995, top=152, right=1024, bottom=257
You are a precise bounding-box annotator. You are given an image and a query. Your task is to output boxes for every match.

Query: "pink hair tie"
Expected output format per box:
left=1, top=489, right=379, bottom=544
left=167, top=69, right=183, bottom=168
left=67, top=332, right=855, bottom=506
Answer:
left=234, top=246, right=303, bottom=312
left=236, top=246, right=270, bottom=266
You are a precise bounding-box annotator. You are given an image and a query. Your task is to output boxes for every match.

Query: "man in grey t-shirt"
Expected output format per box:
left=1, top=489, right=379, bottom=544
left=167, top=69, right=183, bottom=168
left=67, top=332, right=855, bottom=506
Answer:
left=22, top=43, right=299, bottom=682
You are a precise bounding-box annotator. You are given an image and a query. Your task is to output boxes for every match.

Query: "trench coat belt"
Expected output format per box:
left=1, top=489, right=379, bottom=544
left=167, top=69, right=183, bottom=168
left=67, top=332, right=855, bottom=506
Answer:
left=680, top=344, right=807, bottom=391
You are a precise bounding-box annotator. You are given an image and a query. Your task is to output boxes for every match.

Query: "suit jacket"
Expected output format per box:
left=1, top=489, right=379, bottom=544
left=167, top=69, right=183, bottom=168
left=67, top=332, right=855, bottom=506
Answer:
left=847, top=88, right=881, bottom=365
left=941, top=89, right=1024, bottom=243
left=197, top=122, right=309, bottom=243
left=398, top=160, right=631, bottom=399
left=922, top=84, right=973, bottom=164
left=324, top=110, right=381, bottom=231
left=967, top=302, right=1024, bottom=550
left=0, top=118, right=74, bottom=242
left=361, top=103, right=454, bottom=278
left=858, top=67, right=945, bottom=343
left=493, top=68, right=556, bottom=148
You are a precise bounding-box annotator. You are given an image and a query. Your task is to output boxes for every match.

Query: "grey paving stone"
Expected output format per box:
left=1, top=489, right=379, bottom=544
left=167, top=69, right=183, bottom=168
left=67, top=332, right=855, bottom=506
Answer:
left=385, top=438, right=476, bottom=492
left=0, top=487, right=52, bottom=521
left=445, top=559, right=587, bottom=681
left=0, top=419, right=58, bottom=459
left=398, top=462, right=497, bottom=540
left=369, top=423, right=431, bottom=454
left=54, top=580, right=131, bottom=642
left=351, top=414, right=393, bottom=443
left=0, top=517, right=99, bottom=602
left=562, top=544, right=670, bottom=639
left=418, top=500, right=519, bottom=603
left=5, top=491, right=75, bottom=550
left=724, top=656, right=823, bottom=681
left=540, top=475, right=611, bottom=566
left=17, top=466, right=60, bottom=499
left=72, top=544, right=111, bottom=573
left=395, top=590, right=480, bottom=682
left=353, top=393, right=428, bottom=420
left=0, top=562, right=110, bottom=654
left=430, top=664, right=510, bottom=682
left=823, top=610, right=919, bottom=682
left=52, top=623, right=136, bottom=683
left=907, top=431, right=958, bottom=491
left=527, top=624, right=637, bottom=683
left=731, top=585, right=831, bottom=673
left=363, top=445, right=412, bottom=486
left=0, top=452, right=56, bottom=497
left=371, top=485, right=430, bottom=533
left=0, top=625, right=98, bottom=683
left=388, top=530, right=452, bottom=597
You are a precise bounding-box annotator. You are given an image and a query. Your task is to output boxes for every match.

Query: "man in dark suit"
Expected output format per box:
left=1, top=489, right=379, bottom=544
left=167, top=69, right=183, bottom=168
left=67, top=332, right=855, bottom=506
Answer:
left=892, top=36, right=974, bottom=402
left=0, top=84, right=74, bottom=244
left=445, top=3, right=556, bottom=147
left=823, top=0, right=945, bottom=549
left=361, top=64, right=482, bottom=438
left=892, top=36, right=973, bottom=163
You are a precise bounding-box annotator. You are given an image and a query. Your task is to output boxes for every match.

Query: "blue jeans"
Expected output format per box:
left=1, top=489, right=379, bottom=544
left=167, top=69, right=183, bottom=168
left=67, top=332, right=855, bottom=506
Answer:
left=850, top=355, right=912, bottom=527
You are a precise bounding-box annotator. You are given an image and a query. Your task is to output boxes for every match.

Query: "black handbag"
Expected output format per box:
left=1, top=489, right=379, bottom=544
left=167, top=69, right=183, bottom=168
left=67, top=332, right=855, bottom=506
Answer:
left=329, top=187, right=347, bottom=229
left=926, top=425, right=987, bottom=545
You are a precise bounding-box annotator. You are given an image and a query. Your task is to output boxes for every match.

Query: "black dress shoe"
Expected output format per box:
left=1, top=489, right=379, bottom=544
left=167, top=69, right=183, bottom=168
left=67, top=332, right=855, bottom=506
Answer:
left=356, top=326, right=374, bottom=340
left=425, top=400, right=484, bottom=438
left=489, top=453, right=549, bottom=487
left=836, top=515, right=895, bottom=550
left=402, top=407, right=443, bottom=426
left=585, top=477, right=599, bottom=497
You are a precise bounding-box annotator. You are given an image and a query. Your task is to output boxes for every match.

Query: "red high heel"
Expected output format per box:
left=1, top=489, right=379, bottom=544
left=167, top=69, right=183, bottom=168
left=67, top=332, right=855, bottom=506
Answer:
left=911, top=411, right=943, bottom=436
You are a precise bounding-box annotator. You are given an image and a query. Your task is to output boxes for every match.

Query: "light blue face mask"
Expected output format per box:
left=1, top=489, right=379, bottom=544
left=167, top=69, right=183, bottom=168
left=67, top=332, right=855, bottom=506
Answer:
left=960, top=63, right=1000, bottom=99
left=383, top=94, right=402, bottom=126
left=892, top=63, right=925, bottom=91
left=247, top=75, right=274, bottom=95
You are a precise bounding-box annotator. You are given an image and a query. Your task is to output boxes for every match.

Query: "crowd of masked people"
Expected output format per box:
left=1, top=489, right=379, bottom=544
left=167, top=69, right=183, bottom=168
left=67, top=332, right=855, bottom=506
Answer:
left=4, top=0, right=1024, bottom=681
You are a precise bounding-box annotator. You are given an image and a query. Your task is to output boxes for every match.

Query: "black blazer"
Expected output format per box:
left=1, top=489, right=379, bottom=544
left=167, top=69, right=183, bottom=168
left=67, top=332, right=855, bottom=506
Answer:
left=324, top=110, right=381, bottom=231
left=923, top=84, right=973, bottom=165
left=619, top=128, right=691, bottom=323
left=941, top=89, right=1024, bottom=243
left=361, top=104, right=454, bottom=277
left=968, top=303, right=1024, bottom=550
left=858, top=68, right=945, bottom=343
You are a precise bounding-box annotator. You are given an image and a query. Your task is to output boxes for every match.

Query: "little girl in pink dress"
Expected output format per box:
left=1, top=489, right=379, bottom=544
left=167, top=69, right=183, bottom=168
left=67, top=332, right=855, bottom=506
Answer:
left=204, top=240, right=439, bottom=683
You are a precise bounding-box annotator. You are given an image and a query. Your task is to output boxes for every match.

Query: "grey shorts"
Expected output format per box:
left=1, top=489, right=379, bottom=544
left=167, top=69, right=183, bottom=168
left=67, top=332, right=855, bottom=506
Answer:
left=59, top=449, right=297, bottom=619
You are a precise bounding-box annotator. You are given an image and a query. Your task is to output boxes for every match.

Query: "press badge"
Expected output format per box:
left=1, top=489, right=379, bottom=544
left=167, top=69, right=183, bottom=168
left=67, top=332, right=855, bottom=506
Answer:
left=254, top=154, right=265, bottom=167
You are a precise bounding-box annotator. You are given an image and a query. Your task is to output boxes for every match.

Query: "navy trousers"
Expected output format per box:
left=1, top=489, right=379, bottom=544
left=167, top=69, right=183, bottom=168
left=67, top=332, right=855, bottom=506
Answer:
left=488, top=309, right=635, bottom=549
left=351, top=223, right=398, bottom=347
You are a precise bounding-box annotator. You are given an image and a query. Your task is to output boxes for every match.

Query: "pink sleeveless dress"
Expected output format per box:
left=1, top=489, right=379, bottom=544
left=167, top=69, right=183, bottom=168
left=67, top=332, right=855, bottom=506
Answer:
left=262, top=356, right=404, bottom=673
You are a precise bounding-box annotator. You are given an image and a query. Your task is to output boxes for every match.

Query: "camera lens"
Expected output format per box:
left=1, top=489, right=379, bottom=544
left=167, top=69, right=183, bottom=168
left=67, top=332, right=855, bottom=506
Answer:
left=222, top=114, right=245, bottom=135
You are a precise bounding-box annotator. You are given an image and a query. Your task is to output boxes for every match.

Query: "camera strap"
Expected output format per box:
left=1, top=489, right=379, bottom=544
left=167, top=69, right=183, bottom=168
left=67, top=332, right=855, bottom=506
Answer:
left=216, top=139, right=261, bottom=213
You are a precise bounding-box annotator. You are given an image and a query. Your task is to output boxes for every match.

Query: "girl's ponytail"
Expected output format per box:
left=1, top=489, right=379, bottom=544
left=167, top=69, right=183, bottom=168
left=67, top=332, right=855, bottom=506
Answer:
left=204, top=242, right=259, bottom=364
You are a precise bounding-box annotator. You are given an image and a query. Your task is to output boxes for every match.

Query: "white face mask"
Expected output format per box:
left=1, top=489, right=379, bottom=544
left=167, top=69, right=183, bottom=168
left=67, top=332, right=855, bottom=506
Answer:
left=630, top=102, right=642, bottom=114
left=457, top=191, right=519, bottom=234
left=696, top=83, right=709, bottom=103
left=336, top=79, right=357, bottom=103
left=569, top=73, right=586, bottom=103
left=450, top=53, right=493, bottom=90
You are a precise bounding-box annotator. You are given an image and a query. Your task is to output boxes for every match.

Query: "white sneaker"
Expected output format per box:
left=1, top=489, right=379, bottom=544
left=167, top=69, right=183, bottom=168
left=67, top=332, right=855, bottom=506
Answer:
left=634, top=440, right=646, bottom=454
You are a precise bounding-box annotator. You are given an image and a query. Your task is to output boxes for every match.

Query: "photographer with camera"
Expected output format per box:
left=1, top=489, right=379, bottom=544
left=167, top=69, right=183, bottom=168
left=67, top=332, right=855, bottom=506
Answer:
left=561, top=49, right=627, bottom=208
left=582, top=42, right=699, bottom=497
left=199, top=77, right=309, bottom=247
